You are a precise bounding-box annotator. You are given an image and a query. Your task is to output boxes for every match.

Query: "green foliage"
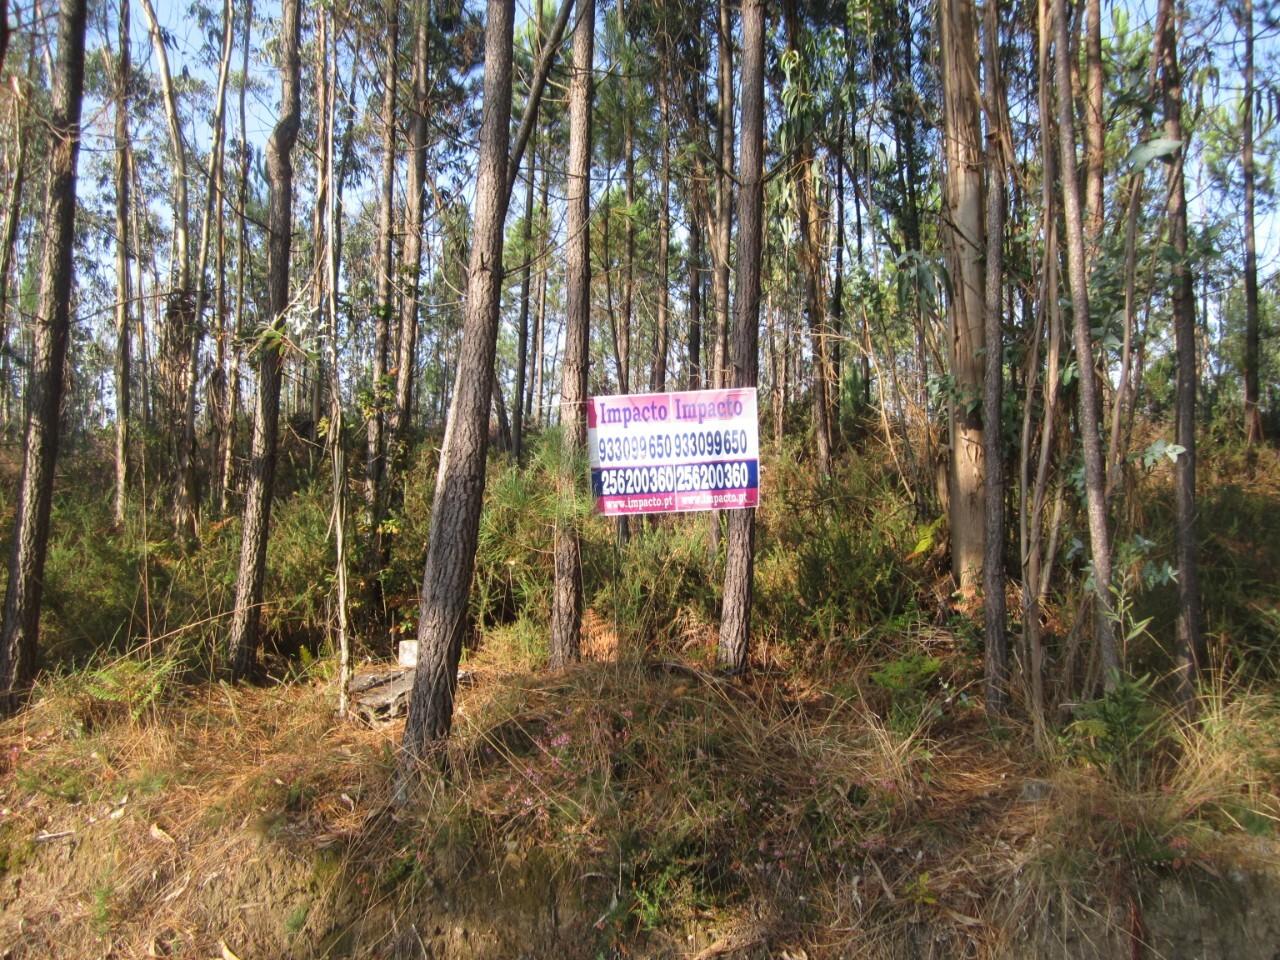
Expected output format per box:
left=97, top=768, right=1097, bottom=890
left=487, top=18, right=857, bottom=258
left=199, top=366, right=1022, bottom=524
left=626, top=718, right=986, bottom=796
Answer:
left=589, top=519, right=716, bottom=652
left=91, top=883, right=116, bottom=933
left=755, top=448, right=918, bottom=650
left=79, top=656, right=181, bottom=723
left=284, top=901, right=311, bottom=936
left=472, top=447, right=559, bottom=628
left=870, top=652, right=942, bottom=695
left=870, top=652, right=943, bottom=732
left=1067, top=673, right=1164, bottom=786
left=263, top=483, right=333, bottom=641
left=15, top=762, right=92, bottom=803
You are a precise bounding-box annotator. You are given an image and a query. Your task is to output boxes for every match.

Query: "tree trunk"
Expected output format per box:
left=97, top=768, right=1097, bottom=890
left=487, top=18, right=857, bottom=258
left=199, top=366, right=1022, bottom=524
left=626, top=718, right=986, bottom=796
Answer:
left=621, top=109, right=634, bottom=395
left=513, top=139, right=536, bottom=462
left=709, top=0, right=734, bottom=559
left=981, top=0, right=1008, bottom=715
left=941, top=0, right=986, bottom=594
left=832, top=123, right=845, bottom=415
left=1020, top=0, right=1061, bottom=719
left=1053, top=0, right=1118, bottom=683
left=1159, top=0, right=1204, bottom=703
left=0, top=0, right=87, bottom=715
left=0, top=0, right=8, bottom=75
left=712, top=0, right=733, bottom=390
left=220, top=0, right=253, bottom=513
left=1083, top=0, right=1104, bottom=260
left=716, top=0, right=762, bottom=675
left=531, top=155, right=551, bottom=426
left=401, top=0, right=514, bottom=759
left=112, top=0, right=131, bottom=527
left=0, top=51, right=28, bottom=435
left=225, top=0, right=302, bottom=681
left=1243, top=0, right=1262, bottom=445
left=650, top=82, right=670, bottom=393
left=175, top=0, right=235, bottom=542
left=139, top=0, right=191, bottom=473
left=304, top=2, right=329, bottom=458
left=391, top=4, right=431, bottom=470
left=550, top=0, right=593, bottom=671
left=315, top=6, right=351, bottom=715
left=366, top=0, right=399, bottom=570
left=687, top=184, right=703, bottom=389
left=491, top=370, right=512, bottom=450
left=503, top=0, right=573, bottom=208
left=780, top=0, right=832, bottom=475
left=789, top=118, right=833, bottom=478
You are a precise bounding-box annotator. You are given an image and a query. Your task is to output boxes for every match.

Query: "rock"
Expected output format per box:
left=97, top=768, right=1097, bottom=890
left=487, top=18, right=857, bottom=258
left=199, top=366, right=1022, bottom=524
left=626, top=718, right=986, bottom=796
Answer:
left=349, top=667, right=473, bottom=726
left=1019, top=779, right=1052, bottom=802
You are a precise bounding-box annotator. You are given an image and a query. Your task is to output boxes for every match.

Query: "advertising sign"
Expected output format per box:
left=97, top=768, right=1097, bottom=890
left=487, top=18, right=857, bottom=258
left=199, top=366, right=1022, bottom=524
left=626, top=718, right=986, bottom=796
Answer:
left=586, top=387, right=760, bottom=517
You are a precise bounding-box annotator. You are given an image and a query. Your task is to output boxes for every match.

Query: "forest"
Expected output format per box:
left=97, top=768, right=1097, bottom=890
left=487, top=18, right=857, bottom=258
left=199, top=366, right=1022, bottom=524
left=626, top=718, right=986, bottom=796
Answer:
left=1, top=0, right=1279, bottom=955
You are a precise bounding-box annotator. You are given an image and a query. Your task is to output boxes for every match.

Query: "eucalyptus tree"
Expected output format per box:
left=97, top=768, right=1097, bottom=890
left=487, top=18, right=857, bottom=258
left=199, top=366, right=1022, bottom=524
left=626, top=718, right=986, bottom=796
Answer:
left=219, top=0, right=254, bottom=514
left=112, top=0, right=130, bottom=527
left=0, top=0, right=88, bottom=714
left=1158, top=0, right=1204, bottom=703
left=226, top=0, right=303, bottom=681
left=510, top=24, right=539, bottom=462
left=939, top=0, right=985, bottom=594
left=0, top=41, right=30, bottom=431
left=0, top=0, right=9, bottom=73
left=137, top=0, right=192, bottom=488
left=175, top=0, right=235, bottom=542
left=1052, top=0, right=1118, bottom=683
left=390, top=2, right=431, bottom=470
left=981, top=0, right=1010, bottom=714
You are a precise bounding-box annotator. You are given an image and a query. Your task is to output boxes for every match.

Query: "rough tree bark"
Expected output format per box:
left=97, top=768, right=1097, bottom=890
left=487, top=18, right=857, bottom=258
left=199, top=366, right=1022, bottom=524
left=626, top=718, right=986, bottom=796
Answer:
left=716, top=0, right=763, bottom=675
left=1159, top=0, right=1204, bottom=702
left=940, top=0, right=986, bottom=593
left=400, top=0, right=515, bottom=760
left=549, top=0, right=593, bottom=671
left=0, top=0, right=87, bottom=715
left=225, top=0, right=302, bottom=681
left=1053, top=0, right=1118, bottom=683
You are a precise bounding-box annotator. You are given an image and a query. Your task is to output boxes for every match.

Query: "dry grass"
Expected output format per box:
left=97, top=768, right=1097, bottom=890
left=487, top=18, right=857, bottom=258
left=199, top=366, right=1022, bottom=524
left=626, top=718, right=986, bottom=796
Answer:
left=1, top=644, right=1279, bottom=959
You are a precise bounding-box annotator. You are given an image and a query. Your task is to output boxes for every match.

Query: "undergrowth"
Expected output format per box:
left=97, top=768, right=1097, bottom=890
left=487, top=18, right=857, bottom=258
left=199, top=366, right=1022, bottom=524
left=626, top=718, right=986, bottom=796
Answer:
left=1, top=432, right=1280, bottom=956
